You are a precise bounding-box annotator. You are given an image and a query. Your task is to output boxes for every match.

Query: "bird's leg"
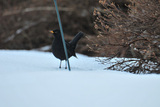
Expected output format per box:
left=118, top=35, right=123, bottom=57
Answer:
left=59, top=60, right=62, bottom=69
left=65, top=60, right=67, bottom=69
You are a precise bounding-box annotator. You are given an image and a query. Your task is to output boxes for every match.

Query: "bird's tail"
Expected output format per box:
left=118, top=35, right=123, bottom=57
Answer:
left=69, top=31, right=84, bottom=49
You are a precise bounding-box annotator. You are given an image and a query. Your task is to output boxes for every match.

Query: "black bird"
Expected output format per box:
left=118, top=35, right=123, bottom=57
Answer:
left=50, top=29, right=84, bottom=69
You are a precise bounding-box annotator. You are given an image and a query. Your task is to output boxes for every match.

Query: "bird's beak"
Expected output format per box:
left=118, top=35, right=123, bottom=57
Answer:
left=49, top=30, right=54, bottom=34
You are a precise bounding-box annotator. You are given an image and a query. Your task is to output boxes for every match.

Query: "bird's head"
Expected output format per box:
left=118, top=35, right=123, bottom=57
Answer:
left=49, top=29, right=61, bottom=38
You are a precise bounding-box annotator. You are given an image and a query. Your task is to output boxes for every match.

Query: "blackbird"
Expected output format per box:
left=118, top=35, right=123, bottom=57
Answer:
left=50, top=29, right=84, bottom=69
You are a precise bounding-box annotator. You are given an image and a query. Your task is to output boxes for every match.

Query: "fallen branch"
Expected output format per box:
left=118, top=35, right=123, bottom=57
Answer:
left=3, top=6, right=74, bottom=16
left=4, top=18, right=47, bottom=43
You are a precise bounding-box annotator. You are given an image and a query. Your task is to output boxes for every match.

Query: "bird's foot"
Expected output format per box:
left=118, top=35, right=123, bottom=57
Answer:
left=65, top=67, right=67, bottom=69
left=59, top=66, right=61, bottom=69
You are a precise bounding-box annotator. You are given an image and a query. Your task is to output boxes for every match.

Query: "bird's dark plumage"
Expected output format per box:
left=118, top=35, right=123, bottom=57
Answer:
left=50, top=29, right=84, bottom=68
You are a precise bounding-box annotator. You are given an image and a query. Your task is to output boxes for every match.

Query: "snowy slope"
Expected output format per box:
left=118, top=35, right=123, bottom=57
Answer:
left=0, top=50, right=160, bottom=107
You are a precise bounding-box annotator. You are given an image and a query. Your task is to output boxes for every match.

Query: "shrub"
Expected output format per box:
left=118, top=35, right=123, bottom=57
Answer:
left=93, top=0, right=160, bottom=73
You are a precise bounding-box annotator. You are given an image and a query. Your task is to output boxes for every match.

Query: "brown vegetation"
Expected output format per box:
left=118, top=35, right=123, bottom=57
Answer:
left=0, top=0, right=131, bottom=56
left=92, top=0, right=160, bottom=73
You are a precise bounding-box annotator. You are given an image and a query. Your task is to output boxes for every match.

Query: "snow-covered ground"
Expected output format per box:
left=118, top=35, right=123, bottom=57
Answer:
left=0, top=50, right=160, bottom=107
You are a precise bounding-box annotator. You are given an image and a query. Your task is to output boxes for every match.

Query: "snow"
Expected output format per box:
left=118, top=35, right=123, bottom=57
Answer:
left=0, top=50, right=160, bottom=107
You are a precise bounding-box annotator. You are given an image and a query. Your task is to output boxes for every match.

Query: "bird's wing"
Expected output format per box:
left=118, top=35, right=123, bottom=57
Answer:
left=66, top=42, right=76, bottom=57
